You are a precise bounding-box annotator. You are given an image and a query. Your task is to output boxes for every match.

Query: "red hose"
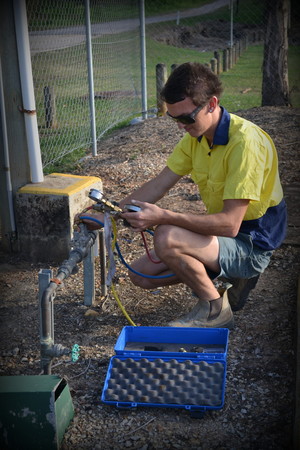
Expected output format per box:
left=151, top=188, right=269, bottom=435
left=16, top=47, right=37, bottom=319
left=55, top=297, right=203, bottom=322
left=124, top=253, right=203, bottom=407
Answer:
left=140, top=231, right=161, bottom=264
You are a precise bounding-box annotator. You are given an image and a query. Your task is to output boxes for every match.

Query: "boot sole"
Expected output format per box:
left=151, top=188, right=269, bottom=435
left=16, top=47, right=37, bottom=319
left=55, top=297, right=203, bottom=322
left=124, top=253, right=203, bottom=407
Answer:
left=169, top=315, right=234, bottom=330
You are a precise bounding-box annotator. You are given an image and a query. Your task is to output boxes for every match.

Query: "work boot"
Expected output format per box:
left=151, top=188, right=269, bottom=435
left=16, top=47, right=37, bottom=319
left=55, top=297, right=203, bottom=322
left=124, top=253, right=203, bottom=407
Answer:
left=168, top=290, right=234, bottom=329
left=226, top=275, right=260, bottom=311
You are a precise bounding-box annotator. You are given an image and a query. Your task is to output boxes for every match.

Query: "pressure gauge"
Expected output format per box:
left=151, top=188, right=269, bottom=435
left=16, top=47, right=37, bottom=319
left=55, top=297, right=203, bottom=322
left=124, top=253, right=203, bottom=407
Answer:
left=88, top=189, right=104, bottom=203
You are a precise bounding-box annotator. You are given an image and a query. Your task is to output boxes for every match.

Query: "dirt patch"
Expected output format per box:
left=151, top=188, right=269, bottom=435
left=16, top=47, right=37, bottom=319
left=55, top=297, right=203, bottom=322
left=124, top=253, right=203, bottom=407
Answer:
left=1, top=106, right=300, bottom=449
left=148, top=20, right=263, bottom=52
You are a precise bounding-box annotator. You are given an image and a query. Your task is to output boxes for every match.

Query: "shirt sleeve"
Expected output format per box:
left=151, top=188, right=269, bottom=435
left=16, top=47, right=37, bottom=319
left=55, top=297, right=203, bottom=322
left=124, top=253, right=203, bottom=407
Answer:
left=166, top=134, right=194, bottom=176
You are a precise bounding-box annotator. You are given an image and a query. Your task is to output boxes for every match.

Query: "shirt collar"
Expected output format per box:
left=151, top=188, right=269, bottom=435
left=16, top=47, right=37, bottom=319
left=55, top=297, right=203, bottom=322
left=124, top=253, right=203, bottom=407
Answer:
left=197, top=106, right=230, bottom=145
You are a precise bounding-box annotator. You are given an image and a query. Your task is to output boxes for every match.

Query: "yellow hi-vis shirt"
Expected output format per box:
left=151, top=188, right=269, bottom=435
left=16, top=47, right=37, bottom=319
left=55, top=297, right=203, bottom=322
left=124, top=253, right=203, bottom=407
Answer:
left=166, top=107, right=287, bottom=250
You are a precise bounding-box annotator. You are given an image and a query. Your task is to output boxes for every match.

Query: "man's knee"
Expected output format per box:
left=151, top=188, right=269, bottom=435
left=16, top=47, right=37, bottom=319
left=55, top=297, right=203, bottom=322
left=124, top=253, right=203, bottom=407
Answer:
left=153, top=225, right=177, bottom=259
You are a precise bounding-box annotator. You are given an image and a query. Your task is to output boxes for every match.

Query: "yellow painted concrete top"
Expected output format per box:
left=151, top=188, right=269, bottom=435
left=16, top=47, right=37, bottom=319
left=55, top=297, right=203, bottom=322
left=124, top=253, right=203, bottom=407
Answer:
left=18, top=173, right=102, bottom=196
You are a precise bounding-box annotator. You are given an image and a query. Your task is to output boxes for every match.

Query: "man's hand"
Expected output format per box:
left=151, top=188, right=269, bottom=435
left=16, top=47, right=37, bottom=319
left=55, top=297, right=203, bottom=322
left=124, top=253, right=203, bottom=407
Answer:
left=121, top=200, right=165, bottom=231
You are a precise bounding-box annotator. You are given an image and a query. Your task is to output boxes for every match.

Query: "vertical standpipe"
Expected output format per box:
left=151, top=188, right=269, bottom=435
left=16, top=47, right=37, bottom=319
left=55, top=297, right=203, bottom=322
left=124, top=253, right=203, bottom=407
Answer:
left=13, top=0, right=43, bottom=183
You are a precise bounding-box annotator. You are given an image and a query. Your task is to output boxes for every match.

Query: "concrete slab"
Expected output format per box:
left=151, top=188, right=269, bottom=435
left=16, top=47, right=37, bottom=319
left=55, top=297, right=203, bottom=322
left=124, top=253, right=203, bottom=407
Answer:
left=15, top=173, right=102, bottom=263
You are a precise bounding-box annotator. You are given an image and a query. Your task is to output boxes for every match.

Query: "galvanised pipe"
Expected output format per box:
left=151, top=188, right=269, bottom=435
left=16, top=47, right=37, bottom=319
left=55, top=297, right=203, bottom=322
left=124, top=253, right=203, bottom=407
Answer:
left=40, top=224, right=97, bottom=374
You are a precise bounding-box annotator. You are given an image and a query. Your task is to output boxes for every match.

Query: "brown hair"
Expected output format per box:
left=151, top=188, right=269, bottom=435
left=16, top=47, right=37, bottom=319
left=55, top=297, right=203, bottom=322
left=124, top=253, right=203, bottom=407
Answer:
left=160, top=62, right=223, bottom=105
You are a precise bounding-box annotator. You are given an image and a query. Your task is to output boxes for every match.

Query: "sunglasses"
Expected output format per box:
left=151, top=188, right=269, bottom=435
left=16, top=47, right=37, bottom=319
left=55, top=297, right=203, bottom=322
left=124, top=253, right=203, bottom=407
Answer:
left=166, top=104, right=203, bottom=125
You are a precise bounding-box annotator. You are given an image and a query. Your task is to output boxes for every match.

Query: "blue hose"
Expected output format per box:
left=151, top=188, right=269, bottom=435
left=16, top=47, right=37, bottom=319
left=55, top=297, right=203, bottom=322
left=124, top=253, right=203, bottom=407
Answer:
left=79, top=215, right=174, bottom=279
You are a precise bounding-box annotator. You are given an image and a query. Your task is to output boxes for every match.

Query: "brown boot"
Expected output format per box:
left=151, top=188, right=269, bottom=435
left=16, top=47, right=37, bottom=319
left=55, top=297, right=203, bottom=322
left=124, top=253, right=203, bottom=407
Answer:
left=226, top=275, right=260, bottom=311
left=168, top=290, right=234, bottom=329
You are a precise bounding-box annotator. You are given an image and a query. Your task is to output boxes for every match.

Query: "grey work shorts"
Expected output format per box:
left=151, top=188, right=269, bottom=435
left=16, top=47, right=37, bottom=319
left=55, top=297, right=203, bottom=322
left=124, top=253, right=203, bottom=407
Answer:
left=210, top=232, right=273, bottom=280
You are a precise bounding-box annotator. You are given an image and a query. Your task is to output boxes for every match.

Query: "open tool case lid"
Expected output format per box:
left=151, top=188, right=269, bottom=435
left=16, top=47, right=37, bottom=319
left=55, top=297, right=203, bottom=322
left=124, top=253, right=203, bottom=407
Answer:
left=101, top=327, right=229, bottom=414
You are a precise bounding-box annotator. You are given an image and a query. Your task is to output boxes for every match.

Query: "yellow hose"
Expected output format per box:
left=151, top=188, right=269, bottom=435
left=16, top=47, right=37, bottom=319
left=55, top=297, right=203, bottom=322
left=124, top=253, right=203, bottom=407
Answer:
left=111, top=283, right=137, bottom=326
left=110, top=217, right=137, bottom=327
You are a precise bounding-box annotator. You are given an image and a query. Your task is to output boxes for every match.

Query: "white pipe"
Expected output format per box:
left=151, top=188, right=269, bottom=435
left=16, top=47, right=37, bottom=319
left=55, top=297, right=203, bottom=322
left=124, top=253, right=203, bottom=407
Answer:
left=0, top=57, right=16, bottom=234
left=13, top=0, right=44, bottom=183
left=84, top=0, right=97, bottom=157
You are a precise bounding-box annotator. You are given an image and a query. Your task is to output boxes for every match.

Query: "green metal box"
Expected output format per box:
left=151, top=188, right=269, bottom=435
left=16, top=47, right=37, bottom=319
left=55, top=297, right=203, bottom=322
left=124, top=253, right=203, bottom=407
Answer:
left=0, top=375, right=74, bottom=449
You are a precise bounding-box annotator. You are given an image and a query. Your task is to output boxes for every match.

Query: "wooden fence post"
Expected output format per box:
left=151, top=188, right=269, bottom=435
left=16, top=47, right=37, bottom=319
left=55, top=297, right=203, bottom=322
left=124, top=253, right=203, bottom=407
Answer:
left=214, top=51, right=222, bottom=74
left=233, top=44, right=237, bottom=64
left=156, top=63, right=168, bottom=116
left=228, top=47, right=233, bottom=69
left=210, top=58, right=217, bottom=74
left=44, top=86, right=57, bottom=128
left=237, top=40, right=241, bottom=58
left=223, top=48, right=229, bottom=72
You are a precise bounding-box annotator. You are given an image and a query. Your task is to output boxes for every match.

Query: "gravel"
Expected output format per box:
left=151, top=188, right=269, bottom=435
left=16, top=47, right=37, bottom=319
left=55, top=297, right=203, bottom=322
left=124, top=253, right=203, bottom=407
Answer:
left=0, top=106, right=300, bottom=449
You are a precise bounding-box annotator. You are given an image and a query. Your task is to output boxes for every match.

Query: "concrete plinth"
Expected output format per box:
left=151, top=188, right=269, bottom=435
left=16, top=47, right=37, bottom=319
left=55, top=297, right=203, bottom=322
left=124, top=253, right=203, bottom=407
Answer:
left=15, top=173, right=102, bottom=263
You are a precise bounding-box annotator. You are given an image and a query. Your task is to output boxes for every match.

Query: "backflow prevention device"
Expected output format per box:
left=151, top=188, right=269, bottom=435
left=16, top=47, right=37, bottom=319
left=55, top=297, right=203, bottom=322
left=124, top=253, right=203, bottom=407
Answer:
left=39, top=222, right=97, bottom=374
left=88, top=188, right=123, bottom=214
left=39, top=188, right=170, bottom=374
left=88, top=188, right=141, bottom=226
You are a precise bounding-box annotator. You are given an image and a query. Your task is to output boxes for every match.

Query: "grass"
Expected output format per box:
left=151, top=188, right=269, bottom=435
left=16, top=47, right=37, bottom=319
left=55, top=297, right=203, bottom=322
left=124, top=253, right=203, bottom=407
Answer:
left=28, top=0, right=139, bottom=29
left=145, top=39, right=214, bottom=108
left=28, top=0, right=213, bottom=30
left=145, top=0, right=211, bottom=16
left=220, top=45, right=264, bottom=112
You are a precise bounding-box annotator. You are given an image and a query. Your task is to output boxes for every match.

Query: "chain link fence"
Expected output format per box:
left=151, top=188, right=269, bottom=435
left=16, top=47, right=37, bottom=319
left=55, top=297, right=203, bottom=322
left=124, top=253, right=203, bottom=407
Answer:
left=145, top=0, right=265, bottom=111
left=145, top=0, right=299, bottom=111
left=27, top=0, right=141, bottom=169
left=27, top=0, right=300, bottom=170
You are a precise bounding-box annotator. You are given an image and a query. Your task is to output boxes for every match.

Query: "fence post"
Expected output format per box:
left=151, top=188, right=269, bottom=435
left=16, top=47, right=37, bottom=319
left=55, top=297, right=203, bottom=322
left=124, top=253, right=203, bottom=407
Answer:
left=233, top=43, right=237, bottom=64
left=210, top=58, right=217, bottom=74
left=171, top=63, right=179, bottom=72
left=84, top=0, right=97, bottom=156
left=228, top=47, right=233, bottom=69
left=139, top=0, right=148, bottom=120
left=156, top=63, right=167, bottom=116
left=43, top=86, right=57, bottom=129
left=223, top=48, right=228, bottom=72
left=214, top=51, right=222, bottom=74
left=237, top=40, right=241, bottom=58
left=229, top=0, right=234, bottom=49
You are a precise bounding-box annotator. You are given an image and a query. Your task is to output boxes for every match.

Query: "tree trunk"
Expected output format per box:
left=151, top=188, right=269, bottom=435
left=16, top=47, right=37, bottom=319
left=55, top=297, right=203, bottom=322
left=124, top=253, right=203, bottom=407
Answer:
left=262, top=0, right=290, bottom=106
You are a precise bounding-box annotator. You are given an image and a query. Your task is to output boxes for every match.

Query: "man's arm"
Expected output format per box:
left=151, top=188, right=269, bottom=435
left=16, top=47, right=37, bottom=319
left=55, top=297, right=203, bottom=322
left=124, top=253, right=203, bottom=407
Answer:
left=119, top=166, right=182, bottom=208
left=78, top=166, right=181, bottom=229
left=122, top=198, right=250, bottom=237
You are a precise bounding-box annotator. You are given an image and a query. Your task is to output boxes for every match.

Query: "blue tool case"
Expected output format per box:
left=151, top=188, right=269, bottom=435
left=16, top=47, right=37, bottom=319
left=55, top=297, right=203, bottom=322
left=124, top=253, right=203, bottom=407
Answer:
left=101, top=326, right=229, bottom=414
